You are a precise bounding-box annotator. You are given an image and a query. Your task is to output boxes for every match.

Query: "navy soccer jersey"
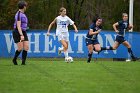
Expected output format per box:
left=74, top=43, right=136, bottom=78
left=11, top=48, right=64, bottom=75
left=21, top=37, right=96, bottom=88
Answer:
left=86, top=23, right=102, bottom=40
left=117, top=20, right=129, bottom=36
left=85, top=23, right=102, bottom=46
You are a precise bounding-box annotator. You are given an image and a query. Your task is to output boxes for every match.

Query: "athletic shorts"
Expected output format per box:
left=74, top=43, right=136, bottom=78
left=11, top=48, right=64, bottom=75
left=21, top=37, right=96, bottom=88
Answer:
left=85, top=38, right=99, bottom=46
left=57, top=32, right=69, bottom=42
left=12, top=30, right=28, bottom=43
left=115, top=35, right=126, bottom=44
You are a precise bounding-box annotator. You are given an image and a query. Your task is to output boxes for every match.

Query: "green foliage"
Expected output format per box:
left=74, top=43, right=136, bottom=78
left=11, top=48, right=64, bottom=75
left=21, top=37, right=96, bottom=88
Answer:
left=0, top=0, right=139, bottom=31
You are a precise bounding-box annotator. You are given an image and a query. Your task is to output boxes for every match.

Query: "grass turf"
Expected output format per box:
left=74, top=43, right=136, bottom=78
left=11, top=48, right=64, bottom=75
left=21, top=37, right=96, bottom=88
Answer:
left=0, top=58, right=140, bottom=93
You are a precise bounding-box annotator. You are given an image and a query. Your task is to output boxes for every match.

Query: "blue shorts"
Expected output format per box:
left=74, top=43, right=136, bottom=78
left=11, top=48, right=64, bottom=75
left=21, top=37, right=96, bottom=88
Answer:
left=85, top=38, right=99, bottom=46
left=115, top=35, right=126, bottom=44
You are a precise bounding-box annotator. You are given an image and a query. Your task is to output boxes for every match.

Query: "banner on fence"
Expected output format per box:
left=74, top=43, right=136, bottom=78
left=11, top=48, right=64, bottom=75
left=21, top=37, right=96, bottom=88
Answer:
left=0, top=30, right=140, bottom=58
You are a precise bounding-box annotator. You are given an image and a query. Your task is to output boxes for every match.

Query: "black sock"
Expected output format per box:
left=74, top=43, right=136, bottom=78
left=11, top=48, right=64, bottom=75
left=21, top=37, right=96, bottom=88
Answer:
left=109, top=47, right=114, bottom=50
left=128, top=48, right=135, bottom=58
left=101, top=47, right=107, bottom=50
left=88, top=53, right=92, bottom=59
left=22, top=50, right=27, bottom=64
left=13, top=50, right=21, bottom=60
left=101, top=47, right=114, bottom=50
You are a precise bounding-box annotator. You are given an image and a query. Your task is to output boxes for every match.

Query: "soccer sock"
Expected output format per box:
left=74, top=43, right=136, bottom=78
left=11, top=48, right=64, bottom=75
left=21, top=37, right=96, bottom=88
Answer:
left=22, top=50, right=27, bottom=64
left=88, top=53, right=93, bottom=59
left=101, top=46, right=114, bottom=50
left=64, top=50, right=68, bottom=58
left=128, top=48, right=135, bottom=58
left=59, top=47, right=64, bottom=51
left=13, top=50, right=21, bottom=60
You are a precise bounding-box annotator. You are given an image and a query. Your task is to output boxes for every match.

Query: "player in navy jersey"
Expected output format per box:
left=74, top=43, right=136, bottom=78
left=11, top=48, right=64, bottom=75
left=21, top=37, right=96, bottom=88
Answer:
left=101, top=13, right=137, bottom=61
left=12, top=0, right=29, bottom=65
left=86, top=17, right=102, bottom=63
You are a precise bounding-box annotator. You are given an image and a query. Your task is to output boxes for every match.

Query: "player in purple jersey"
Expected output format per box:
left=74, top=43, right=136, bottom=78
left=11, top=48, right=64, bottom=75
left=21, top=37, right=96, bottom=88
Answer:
left=12, top=0, right=29, bottom=65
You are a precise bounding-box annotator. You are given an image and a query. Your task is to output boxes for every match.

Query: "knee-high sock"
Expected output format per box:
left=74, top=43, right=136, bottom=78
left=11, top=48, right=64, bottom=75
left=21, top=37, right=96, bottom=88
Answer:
left=22, top=50, right=27, bottom=63
left=64, top=50, right=68, bottom=58
left=59, top=47, right=64, bottom=51
left=13, top=50, right=21, bottom=60
left=128, top=48, right=135, bottom=58
left=88, top=52, right=93, bottom=59
left=101, top=46, right=114, bottom=50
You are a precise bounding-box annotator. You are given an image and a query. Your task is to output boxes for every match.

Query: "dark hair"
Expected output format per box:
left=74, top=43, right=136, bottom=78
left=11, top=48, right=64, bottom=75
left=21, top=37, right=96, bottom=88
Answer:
left=93, top=17, right=102, bottom=23
left=18, top=0, right=27, bottom=9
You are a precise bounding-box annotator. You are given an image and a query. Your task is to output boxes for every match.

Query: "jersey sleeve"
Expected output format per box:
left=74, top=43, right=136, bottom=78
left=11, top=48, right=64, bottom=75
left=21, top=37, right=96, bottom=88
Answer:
left=67, top=16, right=74, bottom=25
left=118, top=21, right=122, bottom=25
left=89, top=24, right=94, bottom=30
left=17, top=11, right=21, bottom=21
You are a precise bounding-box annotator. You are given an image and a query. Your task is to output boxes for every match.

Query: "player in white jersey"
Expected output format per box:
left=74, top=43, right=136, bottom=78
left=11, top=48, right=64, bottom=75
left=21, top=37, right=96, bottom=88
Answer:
left=47, top=7, right=78, bottom=59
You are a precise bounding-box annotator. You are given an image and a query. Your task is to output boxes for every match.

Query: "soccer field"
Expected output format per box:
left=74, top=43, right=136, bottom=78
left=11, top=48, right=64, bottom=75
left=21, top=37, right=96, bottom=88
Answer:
left=0, top=58, right=140, bottom=93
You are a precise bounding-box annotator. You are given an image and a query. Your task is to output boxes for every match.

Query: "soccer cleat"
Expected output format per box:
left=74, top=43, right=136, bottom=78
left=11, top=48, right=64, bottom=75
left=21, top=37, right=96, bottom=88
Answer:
left=21, top=62, right=26, bottom=65
left=58, top=47, right=62, bottom=55
left=132, top=57, right=140, bottom=61
left=131, top=56, right=137, bottom=61
left=12, top=59, right=18, bottom=65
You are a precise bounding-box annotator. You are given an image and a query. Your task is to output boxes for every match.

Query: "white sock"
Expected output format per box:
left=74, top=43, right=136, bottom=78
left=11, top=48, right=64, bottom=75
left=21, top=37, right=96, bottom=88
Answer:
left=64, top=50, right=68, bottom=58
left=59, top=47, right=64, bottom=51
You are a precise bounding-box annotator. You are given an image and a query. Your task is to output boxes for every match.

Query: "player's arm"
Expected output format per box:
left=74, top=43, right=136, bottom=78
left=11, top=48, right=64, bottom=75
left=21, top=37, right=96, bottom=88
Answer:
left=113, top=22, right=119, bottom=33
left=17, top=21, right=24, bottom=41
left=67, top=16, right=78, bottom=32
left=89, top=29, right=101, bottom=35
left=47, top=18, right=56, bottom=36
left=72, top=24, right=78, bottom=33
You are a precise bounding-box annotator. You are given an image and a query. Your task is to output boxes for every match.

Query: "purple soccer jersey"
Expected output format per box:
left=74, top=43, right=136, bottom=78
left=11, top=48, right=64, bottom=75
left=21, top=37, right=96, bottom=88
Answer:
left=14, top=11, right=28, bottom=31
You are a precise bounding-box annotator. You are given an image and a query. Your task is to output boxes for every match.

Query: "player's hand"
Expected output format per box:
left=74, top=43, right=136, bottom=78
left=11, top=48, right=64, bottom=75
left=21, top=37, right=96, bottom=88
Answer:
left=97, top=29, right=101, bottom=33
left=75, top=29, right=78, bottom=33
left=128, top=25, right=133, bottom=30
left=47, top=32, right=50, bottom=36
left=20, top=35, right=24, bottom=42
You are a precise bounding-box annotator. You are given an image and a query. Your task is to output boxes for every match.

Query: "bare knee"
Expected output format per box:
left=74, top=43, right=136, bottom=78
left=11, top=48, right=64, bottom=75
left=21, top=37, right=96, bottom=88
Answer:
left=113, top=47, right=117, bottom=50
left=95, top=48, right=101, bottom=52
left=127, top=45, right=131, bottom=48
left=17, top=46, right=23, bottom=51
left=23, top=46, right=29, bottom=51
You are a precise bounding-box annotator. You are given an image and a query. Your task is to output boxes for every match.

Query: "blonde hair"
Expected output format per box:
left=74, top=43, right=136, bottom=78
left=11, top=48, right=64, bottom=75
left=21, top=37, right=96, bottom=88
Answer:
left=59, top=7, right=66, bottom=14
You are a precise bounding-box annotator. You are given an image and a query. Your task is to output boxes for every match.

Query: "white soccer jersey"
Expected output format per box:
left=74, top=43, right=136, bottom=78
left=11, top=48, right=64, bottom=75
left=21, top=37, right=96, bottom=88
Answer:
left=56, top=15, right=74, bottom=36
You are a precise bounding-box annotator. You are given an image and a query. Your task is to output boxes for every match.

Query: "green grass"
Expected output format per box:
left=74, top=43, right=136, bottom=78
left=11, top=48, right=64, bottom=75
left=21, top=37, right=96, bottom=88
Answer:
left=0, top=58, right=140, bottom=93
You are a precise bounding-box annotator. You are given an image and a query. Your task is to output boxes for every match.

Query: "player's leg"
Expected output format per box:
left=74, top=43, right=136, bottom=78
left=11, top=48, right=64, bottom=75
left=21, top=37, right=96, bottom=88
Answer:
left=101, top=35, right=121, bottom=52
left=12, top=31, right=23, bottom=65
left=99, top=41, right=120, bottom=54
left=58, top=33, right=69, bottom=56
left=58, top=45, right=64, bottom=55
left=94, top=44, right=101, bottom=52
left=21, top=31, right=29, bottom=65
left=86, top=39, right=94, bottom=63
left=60, top=40, right=69, bottom=58
left=87, top=44, right=94, bottom=63
left=13, top=42, right=23, bottom=65
left=101, top=35, right=122, bottom=52
left=22, top=41, right=29, bottom=65
left=122, top=41, right=136, bottom=61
